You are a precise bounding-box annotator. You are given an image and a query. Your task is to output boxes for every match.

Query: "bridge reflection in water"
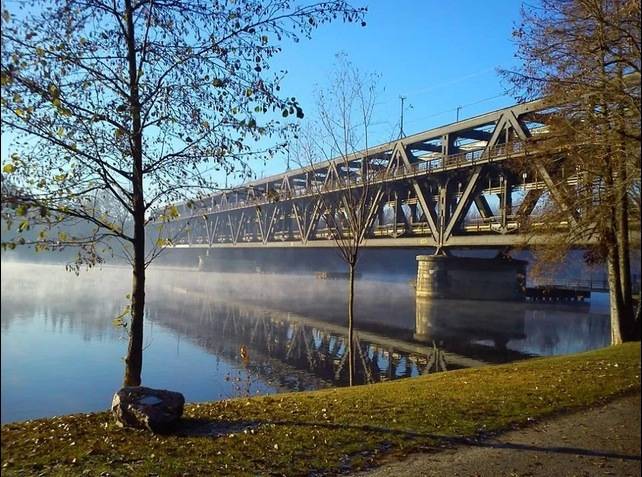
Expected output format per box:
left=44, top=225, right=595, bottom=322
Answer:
left=149, top=289, right=463, bottom=391
left=145, top=271, right=608, bottom=392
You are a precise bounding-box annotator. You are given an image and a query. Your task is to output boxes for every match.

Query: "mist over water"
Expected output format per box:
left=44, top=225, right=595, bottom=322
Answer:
left=1, top=261, right=610, bottom=424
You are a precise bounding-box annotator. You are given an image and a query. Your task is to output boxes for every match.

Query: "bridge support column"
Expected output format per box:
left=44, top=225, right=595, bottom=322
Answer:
left=415, top=255, right=527, bottom=301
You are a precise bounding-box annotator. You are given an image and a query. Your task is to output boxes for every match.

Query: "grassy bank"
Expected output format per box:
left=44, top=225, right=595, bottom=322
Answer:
left=2, top=343, right=640, bottom=476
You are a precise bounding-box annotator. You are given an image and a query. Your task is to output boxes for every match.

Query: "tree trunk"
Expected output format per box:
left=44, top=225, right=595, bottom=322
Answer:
left=616, top=167, right=635, bottom=340
left=347, top=261, right=355, bottom=386
left=123, top=0, right=146, bottom=386
left=607, top=235, right=625, bottom=345
left=124, top=221, right=145, bottom=386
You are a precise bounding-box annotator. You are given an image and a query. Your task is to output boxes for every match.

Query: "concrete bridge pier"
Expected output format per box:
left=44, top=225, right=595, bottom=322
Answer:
left=415, top=255, right=527, bottom=301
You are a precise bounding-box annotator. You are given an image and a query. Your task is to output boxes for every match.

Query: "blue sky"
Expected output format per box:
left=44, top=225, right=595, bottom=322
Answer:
left=1, top=1, right=527, bottom=189
left=243, top=0, right=526, bottom=182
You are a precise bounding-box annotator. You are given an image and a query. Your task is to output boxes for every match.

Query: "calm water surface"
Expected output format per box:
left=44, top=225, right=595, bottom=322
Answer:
left=1, top=262, right=610, bottom=424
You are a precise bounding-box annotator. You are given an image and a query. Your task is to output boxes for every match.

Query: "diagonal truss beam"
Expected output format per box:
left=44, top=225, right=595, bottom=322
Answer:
left=396, top=144, right=439, bottom=243
left=359, top=187, right=386, bottom=243
left=291, top=203, right=305, bottom=242
left=233, top=211, right=246, bottom=244
left=304, top=197, right=325, bottom=242
left=263, top=204, right=280, bottom=243
left=516, top=189, right=543, bottom=217
left=474, top=195, right=493, bottom=219
left=443, top=166, right=485, bottom=242
left=535, top=161, right=578, bottom=226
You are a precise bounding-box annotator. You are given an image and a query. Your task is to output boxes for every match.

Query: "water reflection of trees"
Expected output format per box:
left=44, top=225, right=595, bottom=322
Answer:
left=148, top=292, right=450, bottom=391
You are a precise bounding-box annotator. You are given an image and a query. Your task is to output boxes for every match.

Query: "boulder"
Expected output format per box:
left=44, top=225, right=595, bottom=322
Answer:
left=111, top=386, right=185, bottom=433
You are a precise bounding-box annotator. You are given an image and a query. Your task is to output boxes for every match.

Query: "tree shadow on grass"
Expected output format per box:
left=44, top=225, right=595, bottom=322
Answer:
left=169, top=417, right=641, bottom=462
left=170, top=417, right=261, bottom=437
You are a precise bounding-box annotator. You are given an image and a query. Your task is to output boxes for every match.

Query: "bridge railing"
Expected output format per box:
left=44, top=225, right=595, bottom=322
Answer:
left=531, top=276, right=641, bottom=293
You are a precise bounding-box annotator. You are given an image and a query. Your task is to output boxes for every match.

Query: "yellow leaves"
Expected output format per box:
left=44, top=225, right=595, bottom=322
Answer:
left=155, top=238, right=173, bottom=247
left=168, top=205, right=179, bottom=218
left=47, top=84, right=72, bottom=116
left=15, top=204, right=28, bottom=216
left=113, top=304, right=131, bottom=328
left=157, top=205, right=180, bottom=224
left=35, top=47, right=45, bottom=57
left=2, top=163, right=16, bottom=174
left=106, top=221, right=122, bottom=233
left=0, top=71, right=12, bottom=86
left=48, top=84, right=59, bottom=99
left=115, top=128, right=126, bottom=139
left=18, top=219, right=30, bottom=232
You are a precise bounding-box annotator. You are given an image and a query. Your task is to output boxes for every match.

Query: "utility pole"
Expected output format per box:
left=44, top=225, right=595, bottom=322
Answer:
left=399, top=95, right=407, bottom=138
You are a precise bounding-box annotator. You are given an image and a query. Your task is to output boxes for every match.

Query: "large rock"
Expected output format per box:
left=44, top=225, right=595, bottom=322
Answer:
left=111, top=386, right=185, bottom=433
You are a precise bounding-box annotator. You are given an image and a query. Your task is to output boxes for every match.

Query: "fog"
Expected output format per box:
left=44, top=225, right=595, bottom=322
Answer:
left=2, top=260, right=612, bottom=359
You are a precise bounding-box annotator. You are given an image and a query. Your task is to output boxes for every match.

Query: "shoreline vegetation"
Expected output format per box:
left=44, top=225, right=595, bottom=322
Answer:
left=2, top=343, right=640, bottom=476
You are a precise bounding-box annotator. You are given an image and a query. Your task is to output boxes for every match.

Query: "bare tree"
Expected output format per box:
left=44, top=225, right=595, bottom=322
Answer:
left=293, top=54, right=381, bottom=385
left=503, top=0, right=641, bottom=343
left=0, top=0, right=366, bottom=387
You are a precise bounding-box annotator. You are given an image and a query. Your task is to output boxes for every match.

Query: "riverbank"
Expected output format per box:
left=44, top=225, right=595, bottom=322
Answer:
left=2, top=343, right=640, bottom=476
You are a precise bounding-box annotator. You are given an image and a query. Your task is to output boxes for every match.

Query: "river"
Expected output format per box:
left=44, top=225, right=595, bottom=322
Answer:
left=0, top=262, right=610, bottom=424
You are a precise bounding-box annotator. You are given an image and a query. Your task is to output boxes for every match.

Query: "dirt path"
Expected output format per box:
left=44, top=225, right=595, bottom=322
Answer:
left=356, top=393, right=641, bottom=477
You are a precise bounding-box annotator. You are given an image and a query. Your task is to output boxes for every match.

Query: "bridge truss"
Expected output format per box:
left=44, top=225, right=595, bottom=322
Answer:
left=163, top=99, right=580, bottom=250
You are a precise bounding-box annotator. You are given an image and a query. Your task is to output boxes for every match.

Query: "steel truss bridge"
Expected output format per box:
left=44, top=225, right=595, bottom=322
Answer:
left=165, top=98, right=583, bottom=250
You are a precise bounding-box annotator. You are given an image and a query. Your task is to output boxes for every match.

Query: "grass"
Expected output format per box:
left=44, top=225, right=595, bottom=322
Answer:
left=2, top=343, right=640, bottom=476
